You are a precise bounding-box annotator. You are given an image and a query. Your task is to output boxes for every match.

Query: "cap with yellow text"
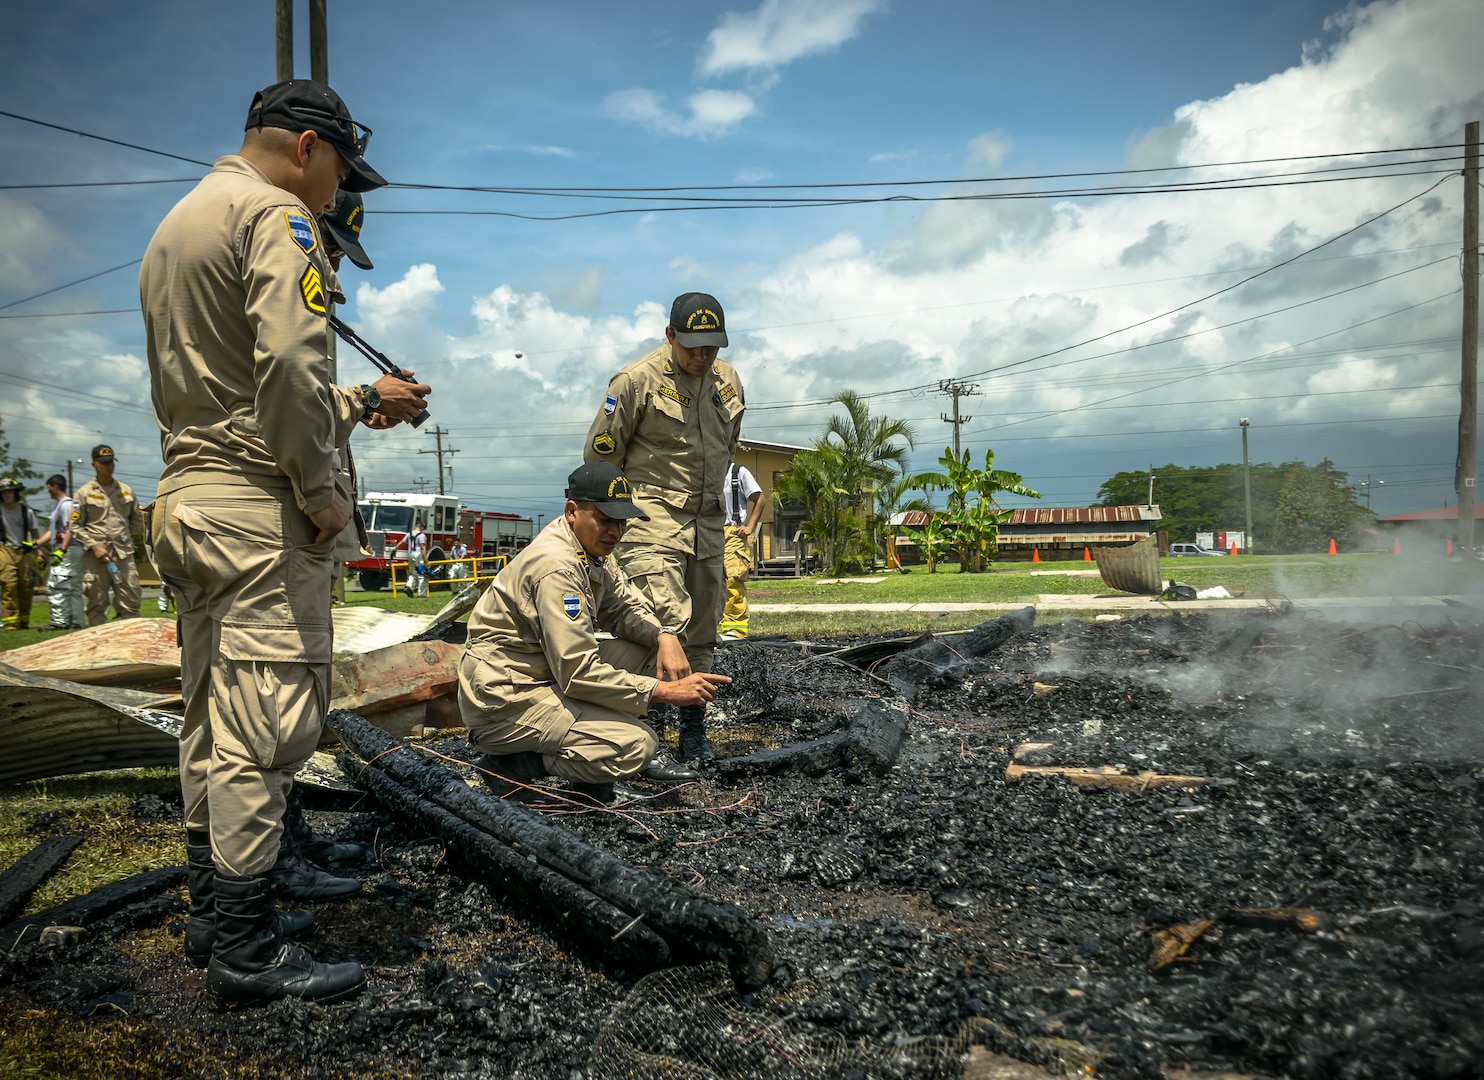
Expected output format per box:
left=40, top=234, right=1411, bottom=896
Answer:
left=669, top=292, right=728, bottom=349
left=565, top=461, right=649, bottom=520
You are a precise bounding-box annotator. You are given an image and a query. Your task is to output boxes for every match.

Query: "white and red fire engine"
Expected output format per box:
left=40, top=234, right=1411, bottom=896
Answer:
left=347, top=491, right=533, bottom=592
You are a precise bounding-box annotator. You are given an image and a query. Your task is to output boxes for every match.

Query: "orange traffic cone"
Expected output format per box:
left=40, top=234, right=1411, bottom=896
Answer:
left=1328, top=538, right=1337, bottom=555
left=1448, top=538, right=1454, bottom=555
left=1083, top=546, right=1092, bottom=562
left=1031, top=547, right=1040, bottom=564
left=1228, top=541, right=1238, bottom=556
left=1392, top=537, right=1401, bottom=555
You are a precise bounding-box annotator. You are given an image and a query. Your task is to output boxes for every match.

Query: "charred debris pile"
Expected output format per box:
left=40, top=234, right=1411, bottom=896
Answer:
left=2, top=607, right=1482, bottom=1079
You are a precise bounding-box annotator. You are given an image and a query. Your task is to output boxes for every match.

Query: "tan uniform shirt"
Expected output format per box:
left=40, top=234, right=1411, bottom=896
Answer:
left=71, top=478, right=143, bottom=557
left=583, top=342, right=745, bottom=560
left=139, top=155, right=359, bottom=516
left=463, top=516, right=664, bottom=716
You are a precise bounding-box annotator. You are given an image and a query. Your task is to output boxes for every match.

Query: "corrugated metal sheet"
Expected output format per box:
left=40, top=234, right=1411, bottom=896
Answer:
left=893, top=506, right=1160, bottom=527
left=1006, top=505, right=1162, bottom=524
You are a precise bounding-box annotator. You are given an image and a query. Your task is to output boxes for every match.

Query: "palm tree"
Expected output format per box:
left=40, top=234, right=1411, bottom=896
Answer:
left=772, top=391, right=918, bottom=574
left=820, top=390, right=917, bottom=568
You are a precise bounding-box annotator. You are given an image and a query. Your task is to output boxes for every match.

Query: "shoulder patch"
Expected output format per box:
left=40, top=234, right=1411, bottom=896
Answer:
left=592, top=432, right=616, bottom=456
left=603, top=394, right=617, bottom=415
left=561, top=592, right=582, bottom=620
left=284, top=210, right=318, bottom=254
left=70, top=509, right=81, bottom=522
left=299, top=264, right=326, bottom=314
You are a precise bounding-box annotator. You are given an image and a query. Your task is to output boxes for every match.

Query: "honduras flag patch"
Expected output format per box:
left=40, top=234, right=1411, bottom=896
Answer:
left=284, top=210, right=318, bottom=254
left=562, top=592, right=582, bottom=620
left=603, top=394, right=617, bottom=415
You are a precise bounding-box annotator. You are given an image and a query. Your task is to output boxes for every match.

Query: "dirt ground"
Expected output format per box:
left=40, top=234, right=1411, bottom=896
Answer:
left=2, top=606, right=1481, bottom=1080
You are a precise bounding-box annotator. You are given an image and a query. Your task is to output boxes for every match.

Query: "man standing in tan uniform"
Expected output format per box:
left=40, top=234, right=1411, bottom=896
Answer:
left=72, top=445, right=143, bottom=625
left=584, top=293, right=745, bottom=762
left=141, top=79, right=427, bottom=1004
left=460, top=462, right=730, bottom=805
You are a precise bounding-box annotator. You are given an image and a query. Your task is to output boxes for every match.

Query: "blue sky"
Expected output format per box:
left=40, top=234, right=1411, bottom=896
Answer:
left=1, top=0, right=1480, bottom=528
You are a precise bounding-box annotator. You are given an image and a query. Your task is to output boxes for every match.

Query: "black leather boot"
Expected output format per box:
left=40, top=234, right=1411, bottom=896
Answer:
left=207, top=874, right=364, bottom=1004
left=185, top=831, right=316, bottom=969
left=677, top=705, right=714, bottom=762
left=285, top=789, right=365, bottom=866
left=271, top=827, right=362, bottom=902
left=639, top=748, right=700, bottom=783
left=477, top=751, right=548, bottom=801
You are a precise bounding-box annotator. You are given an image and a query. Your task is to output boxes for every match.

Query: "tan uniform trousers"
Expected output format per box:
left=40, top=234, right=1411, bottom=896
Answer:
left=616, top=542, right=724, bottom=674
left=82, top=550, right=141, bottom=625
left=0, top=547, right=34, bottom=628
left=151, top=484, right=333, bottom=877
left=720, top=526, right=752, bottom=638
left=461, top=637, right=659, bottom=786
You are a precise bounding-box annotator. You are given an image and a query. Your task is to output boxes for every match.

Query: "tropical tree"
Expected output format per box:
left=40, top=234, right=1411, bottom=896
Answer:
left=873, top=472, right=932, bottom=569
left=0, top=419, right=40, bottom=492
left=900, top=512, right=953, bottom=573
left=1271, top=459, right=1370, bottom=552
left=912, top=446, right=1041, bottom=572
left=774, top=391, right=918, bottom=574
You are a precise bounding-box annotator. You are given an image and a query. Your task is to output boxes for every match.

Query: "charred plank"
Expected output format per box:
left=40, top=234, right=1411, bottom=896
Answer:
left=1, top=866, right=184, bottom=951
left=878, top=607, right=1036, bottom=701
left=327, top=711, right=774, bottom=990
left=0, top=835, right=83, bottom=926
left=335, top=752, right=670, bottom=971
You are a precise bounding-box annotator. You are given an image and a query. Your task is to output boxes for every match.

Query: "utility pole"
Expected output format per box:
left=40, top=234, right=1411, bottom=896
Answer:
left=417, top=426, right=460, bottom=495
left=937, top=379, right=979, bottom=459
left=1458, top=119, right=1479, bottom=552
left=309, top=0, right=328, bottom=83
left=1240, top=418, right=1253, bottom=554
left=1147, top=464, right=1155, bottom=508
left=275, top=0, right=293, bottom=81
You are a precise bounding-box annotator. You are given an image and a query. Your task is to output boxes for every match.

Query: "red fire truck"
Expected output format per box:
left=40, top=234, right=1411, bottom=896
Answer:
left=348, top=492, right=534, bottom=592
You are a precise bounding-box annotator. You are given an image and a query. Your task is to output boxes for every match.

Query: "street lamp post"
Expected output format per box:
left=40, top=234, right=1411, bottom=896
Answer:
left=1359, top=476, right=1384, bottom=510
left=1240, top=418, right=1253, bottom=555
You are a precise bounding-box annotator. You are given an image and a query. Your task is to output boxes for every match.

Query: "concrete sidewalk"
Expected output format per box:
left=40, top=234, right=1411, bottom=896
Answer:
left=751, top=593, right=1478, bottom=617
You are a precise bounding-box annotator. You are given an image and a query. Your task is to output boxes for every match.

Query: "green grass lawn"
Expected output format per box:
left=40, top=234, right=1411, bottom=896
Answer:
left=750, top=552, right=1430, bottom=603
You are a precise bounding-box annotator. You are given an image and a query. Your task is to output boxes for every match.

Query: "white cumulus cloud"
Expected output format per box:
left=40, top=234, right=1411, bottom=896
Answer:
left=700, top=0, right=884, bottom=75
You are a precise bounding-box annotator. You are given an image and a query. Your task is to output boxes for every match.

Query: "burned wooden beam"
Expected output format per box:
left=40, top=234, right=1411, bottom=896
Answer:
left=878, top=607, right=1036, bottom=702
left=1, top=866, right=184, bottom=952
left=0, top=835, right=83, bottom=926
left=1005, top=763, right=1208, bottom=791
left=340, top=754, right=670, bottom=971
left=717, top=696, right=910, bottom=780
left=326, top=711, right=774, bottom=990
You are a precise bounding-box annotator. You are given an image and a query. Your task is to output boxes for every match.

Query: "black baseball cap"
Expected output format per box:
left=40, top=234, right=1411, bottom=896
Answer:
left=245, top=80, right=387, bottom=192
left=669, top=292, right=728, bottom=349
left=322, top=189, right=373, bottom=270
left=565, top=462, right=649, bottom=520
left=91, top=444, right=116, bottom=462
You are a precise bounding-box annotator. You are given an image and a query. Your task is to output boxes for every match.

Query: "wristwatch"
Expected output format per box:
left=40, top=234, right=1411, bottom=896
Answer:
left=358, top=383, right=381, bottom=419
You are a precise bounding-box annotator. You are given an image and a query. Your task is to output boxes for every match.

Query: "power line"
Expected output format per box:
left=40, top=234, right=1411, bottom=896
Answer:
left=747, top=172, right=1456, bottom=412
left=0, top=258, right=143, bottom=312
left=0, top=109, right=214, bottom=167
left=0, top=308, right=136, bottom=320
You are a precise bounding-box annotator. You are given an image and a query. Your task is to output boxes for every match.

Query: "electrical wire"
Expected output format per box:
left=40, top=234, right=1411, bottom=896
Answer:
left=0, top=258, right=143, bottom=312
left=0, top=109, right=214, bottom=167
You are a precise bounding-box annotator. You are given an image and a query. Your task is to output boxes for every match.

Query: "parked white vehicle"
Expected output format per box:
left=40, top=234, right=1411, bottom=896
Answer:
left=1168, top=542, right=1227, bottom=557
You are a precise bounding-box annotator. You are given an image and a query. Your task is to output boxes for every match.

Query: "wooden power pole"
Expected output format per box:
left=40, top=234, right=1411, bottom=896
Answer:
left=938, top=379, right=979, bottom=460
left=277, top=0, right=329, bottom=83
left=275, top=0, right=293, bottom=81
left=309, top=0, right=328, bottom=83
left=1460, top=120, right=1479, bottom=552
left=418, top=427, right=460, bottom=495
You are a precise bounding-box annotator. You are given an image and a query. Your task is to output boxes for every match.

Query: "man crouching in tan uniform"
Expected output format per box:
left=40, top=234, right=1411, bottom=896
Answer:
left=459, top=462, right=731, bottom=806
left=140, top=80, right=428, bottom=1004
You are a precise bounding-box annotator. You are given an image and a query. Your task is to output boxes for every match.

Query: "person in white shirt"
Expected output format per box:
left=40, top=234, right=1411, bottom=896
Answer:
left=718, top=463, right=764, bottom=640
left=37, top=474, right=84, bottom=630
